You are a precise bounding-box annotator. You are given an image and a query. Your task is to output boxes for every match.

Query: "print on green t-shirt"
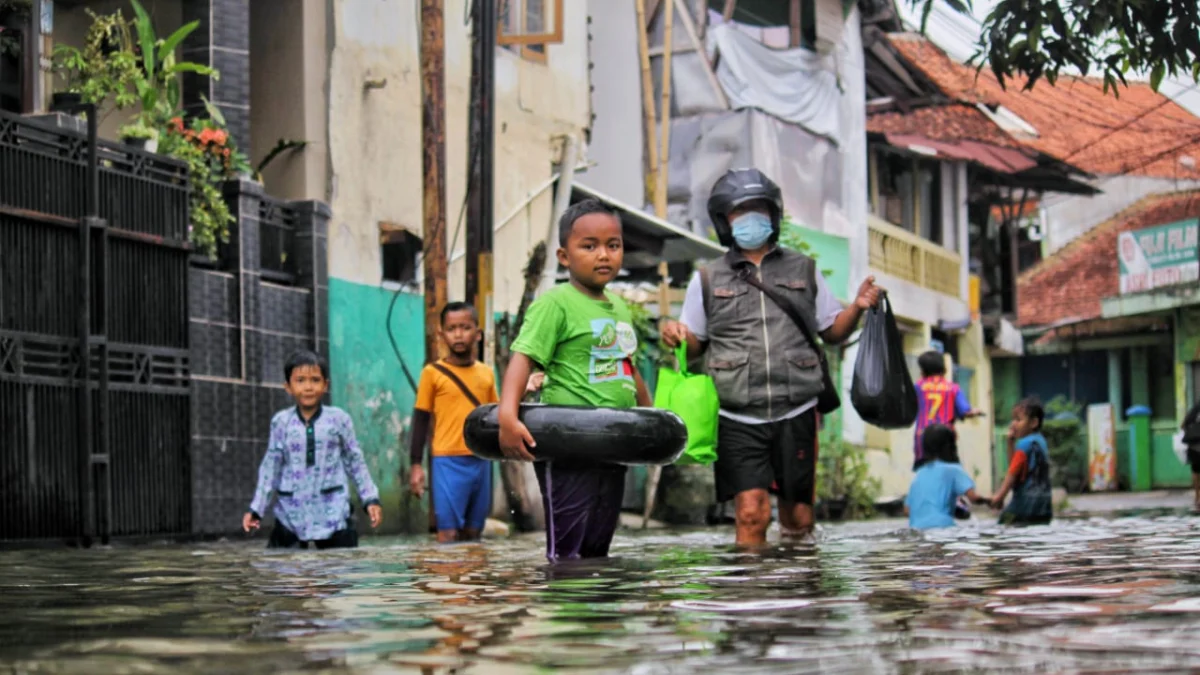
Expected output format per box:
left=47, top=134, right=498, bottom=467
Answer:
left=510, top=284, right=638, bottom=409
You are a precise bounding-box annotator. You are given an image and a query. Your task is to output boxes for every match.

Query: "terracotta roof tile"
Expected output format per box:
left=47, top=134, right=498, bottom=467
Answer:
left=886, top=33, right=1200, bottom=180
left=867, top=103, right=1019, bottom=147
left=1016, top=190, right=1200, bottom=327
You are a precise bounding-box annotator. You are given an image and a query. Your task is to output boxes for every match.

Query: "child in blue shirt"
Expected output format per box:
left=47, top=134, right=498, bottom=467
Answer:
left=905, top=424, right=988, bottom=530
left=243, top=350, right=383, bottom=548
left=992, top=397, right=1052, bottom=525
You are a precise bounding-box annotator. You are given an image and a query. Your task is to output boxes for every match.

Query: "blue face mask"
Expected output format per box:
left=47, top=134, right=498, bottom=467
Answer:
left=730, top=212, right=773, bottom=250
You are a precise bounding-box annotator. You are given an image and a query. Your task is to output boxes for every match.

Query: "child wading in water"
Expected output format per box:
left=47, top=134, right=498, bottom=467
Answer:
left=913, top=351, right=983, bottom=470
left=408, top=302, right=499, bottom=542
left=498, top=199, right=652, bottom=560
left=243, top=350, right=383, bottom=548
left=991, top=397, right=1053, bottom=525
left=905, top=424, right=988, bottom=530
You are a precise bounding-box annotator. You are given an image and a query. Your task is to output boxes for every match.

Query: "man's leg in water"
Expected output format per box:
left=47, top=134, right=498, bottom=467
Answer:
left=715, top=418, right=776, bottom=547
left=733, top=488, right=772, bottom=546
left=775, top=410, right=818, bottom=540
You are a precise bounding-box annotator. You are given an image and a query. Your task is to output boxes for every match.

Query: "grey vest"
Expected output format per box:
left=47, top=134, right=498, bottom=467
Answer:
left=701, top=247, right=825, bottom=420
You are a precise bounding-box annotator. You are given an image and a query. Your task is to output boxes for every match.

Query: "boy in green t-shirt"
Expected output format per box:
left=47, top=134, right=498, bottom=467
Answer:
left=498, top=199, right=652, bottom=560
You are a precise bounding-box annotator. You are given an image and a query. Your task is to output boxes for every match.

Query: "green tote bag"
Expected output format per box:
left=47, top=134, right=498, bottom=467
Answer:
left=654, top=341, right=720, bottom=465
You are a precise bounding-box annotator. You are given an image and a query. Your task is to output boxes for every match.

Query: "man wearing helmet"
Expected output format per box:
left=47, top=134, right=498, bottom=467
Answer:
left=662, top=168, right=882, bottom=547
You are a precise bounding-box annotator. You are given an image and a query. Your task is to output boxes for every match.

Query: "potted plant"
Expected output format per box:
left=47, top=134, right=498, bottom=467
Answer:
left=119, top=119, right=157, bottom=151
left=50, top=8, right=140, bottom=113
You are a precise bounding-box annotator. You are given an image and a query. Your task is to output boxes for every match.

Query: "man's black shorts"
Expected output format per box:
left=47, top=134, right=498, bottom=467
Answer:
left=714, top=409, right=817, bottom=505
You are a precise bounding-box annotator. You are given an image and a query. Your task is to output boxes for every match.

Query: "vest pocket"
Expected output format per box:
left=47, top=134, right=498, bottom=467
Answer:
left=708, top=351, right=750, bottom=408
left=710, top=284, right=749, bottom=324
left=785, top=349, right=823, bottom=404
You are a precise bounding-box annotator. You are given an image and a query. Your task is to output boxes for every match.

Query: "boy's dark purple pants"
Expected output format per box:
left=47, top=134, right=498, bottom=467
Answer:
left=534, top=461, right=627, bottom=560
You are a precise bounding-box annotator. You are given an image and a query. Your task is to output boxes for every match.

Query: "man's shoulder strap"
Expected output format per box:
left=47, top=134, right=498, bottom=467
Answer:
left=431, top=361, right=482, bottom=407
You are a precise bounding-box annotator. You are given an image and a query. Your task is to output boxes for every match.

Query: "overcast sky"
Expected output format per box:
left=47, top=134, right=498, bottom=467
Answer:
left=891, top=0, right=1200, bottom=117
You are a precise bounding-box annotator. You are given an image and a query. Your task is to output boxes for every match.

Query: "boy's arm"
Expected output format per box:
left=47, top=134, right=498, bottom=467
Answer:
left=339, top=414, right=381, bottom=508
left=408, top=410, right=432, bottom=466
left=992, top=439, right=1023, bottom=507
left=498, top=353, right=537, bottom=461
left=633, top=368, right=652, bottom=407
left=248, top=419, right=285, bottom=519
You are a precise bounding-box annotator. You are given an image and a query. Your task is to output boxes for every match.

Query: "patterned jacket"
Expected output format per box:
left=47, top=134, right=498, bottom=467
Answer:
left=249, top=405, right=381, bottom=541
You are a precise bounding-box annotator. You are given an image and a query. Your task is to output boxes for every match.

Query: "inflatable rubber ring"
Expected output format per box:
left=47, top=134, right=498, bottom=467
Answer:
left=462, top=403, right=688, bottom=465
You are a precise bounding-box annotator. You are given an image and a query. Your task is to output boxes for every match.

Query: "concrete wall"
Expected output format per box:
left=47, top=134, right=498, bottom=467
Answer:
left=1041, top=175, right=1200, bottom=256
left=322, top=0, right=593, bottom=531
left=577, top=0, right=643, bottom=207
left=249, top=0, right=330, bottom=202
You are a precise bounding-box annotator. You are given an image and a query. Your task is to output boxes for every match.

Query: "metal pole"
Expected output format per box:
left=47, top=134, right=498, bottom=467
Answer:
left=79, top=102, right=97, bottom=543
left=478, top=0, right=495, bottom=363
left=420, top=0, right=448, bottom=366
left=465, top=0, right=483, bottom=308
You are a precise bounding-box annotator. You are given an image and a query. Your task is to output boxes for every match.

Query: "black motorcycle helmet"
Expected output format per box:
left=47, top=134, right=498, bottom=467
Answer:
left=706, top=168, right=784, bottom=248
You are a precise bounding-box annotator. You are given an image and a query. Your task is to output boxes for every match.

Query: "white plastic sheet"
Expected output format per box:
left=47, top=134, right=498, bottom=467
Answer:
left=708, top=23, right=843, bottom=144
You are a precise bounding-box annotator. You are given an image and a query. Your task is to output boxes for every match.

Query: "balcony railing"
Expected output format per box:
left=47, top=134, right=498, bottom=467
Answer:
left=868, top=214, right=962, bottom=298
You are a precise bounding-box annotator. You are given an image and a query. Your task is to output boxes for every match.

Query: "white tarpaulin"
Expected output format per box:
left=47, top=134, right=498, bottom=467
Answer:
left=708, top=23, right=843, bottom=144
left=666, top=109, right=843, bottom=237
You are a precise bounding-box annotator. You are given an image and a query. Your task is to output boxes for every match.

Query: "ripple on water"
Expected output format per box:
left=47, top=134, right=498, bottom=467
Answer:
left=0, top=515, right=1199, bottom=672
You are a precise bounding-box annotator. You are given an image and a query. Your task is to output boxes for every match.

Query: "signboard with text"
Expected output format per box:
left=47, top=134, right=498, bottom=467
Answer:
left=1118, top=218, right=1199, bottom=294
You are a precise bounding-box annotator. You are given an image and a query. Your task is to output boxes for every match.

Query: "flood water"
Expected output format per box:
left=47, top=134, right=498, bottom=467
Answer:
left=5, top=513, right=1200, bottom=673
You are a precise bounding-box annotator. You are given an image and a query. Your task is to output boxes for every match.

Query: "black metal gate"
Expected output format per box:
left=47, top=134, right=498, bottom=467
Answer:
left=0, top=111, right=192, bottom=542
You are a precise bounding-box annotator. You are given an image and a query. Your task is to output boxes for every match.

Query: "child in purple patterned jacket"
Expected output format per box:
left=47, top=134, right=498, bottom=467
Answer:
left=243, top=350, right=383, bottom=549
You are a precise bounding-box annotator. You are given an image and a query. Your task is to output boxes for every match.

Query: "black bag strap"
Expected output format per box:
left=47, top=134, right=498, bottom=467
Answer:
left=431, top=362, right=482, bottom=407
left=736, top=267, right=826, bottom=355
left=699, top=265, right=712, bottom=317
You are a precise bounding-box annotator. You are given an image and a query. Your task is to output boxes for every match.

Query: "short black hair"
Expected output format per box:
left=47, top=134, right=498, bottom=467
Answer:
left=558, top=198, right=620, bottom=247
left=922, top=423, right=959, bottom=464
left=441, top=301, right=478, bottom=326
left=1016, top=396, right=1045, bottom=431
left=918, top=351, right=946, bottom=377
left=284, top=349, right=328, bottom=381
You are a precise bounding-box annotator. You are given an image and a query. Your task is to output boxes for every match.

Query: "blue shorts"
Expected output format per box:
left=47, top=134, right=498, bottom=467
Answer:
left=432, top=455, right=492, bottom=532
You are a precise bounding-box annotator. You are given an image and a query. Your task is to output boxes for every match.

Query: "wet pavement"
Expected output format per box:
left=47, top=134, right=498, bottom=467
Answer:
left=4, top=511, right=1200, bottom=673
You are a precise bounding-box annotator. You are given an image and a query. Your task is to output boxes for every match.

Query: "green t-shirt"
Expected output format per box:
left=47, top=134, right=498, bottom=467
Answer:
left=510, top=284, right=639, bottom=409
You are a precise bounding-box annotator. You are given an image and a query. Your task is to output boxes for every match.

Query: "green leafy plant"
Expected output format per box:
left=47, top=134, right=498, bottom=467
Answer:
left=51, top=8, right=141, bottom=114
left=118, top=120, right=156, bottom=140
left=1043, top=396, right=1088, bottom=493
left=779, top=214, right=834, bottom=278
left=817, top=439, right=882, bottom=519
left=128, top=0, right=214, bottom=126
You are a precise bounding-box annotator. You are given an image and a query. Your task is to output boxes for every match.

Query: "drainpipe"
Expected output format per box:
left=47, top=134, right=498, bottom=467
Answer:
left=539, top=134, right=579, bottom=295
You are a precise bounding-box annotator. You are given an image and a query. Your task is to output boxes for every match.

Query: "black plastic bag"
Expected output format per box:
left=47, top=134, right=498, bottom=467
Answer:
left=850, top=295, right=919, bottom=429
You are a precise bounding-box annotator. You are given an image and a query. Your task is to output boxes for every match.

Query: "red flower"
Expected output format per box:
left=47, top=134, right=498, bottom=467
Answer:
left=169, top=117, right=184, bottom=132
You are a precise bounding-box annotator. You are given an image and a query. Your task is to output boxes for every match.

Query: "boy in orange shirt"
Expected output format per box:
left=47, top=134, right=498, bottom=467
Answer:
left=408, top=302, right=499, bottom=542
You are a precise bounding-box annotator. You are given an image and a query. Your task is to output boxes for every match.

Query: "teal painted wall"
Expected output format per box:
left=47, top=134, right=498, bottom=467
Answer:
left=800, top=229, right=852, bottom=303
left=1152, top=422, right=1191, bottom=488
left=328, top=278, right=427, bottom=534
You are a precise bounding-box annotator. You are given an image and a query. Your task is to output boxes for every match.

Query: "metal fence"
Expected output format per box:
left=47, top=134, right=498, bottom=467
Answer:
left=0, top=111, right=192, bottom=543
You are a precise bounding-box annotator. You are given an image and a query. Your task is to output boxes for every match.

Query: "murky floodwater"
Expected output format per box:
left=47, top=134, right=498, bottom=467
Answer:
left=5, top=514, right=1200, bottom=673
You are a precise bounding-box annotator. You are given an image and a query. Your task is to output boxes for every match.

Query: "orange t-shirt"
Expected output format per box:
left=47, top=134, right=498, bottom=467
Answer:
left=414, top=360, right=499, bottom=457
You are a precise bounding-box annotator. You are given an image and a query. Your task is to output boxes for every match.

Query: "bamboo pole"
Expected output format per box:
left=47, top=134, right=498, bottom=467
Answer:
left=653, top=0, right=674, bottom=219
left=674, top=0, right=727, bottom=109
left=634, top=0, right=659, bottom=207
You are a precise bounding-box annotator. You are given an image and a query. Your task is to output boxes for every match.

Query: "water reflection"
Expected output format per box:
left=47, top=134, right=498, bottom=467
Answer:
left=5, top=515, right=1200, bottom=672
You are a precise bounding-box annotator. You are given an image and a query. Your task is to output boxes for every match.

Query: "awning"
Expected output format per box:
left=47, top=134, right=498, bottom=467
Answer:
left=570, top=182, right=726, bottom=269
left=885, top=133, right=1038, bottom=174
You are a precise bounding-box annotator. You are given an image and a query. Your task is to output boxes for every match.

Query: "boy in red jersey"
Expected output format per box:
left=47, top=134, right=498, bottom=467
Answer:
left=913, top=351, right=983, bottom=470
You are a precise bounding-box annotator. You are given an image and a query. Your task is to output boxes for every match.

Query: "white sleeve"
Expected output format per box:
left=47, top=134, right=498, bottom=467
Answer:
left=679, top=271, right=708, bottom=341
left=814, top=269, right=843, bottom=332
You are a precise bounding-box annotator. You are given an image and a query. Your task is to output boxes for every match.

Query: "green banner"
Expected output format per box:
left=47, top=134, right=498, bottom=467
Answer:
left=1118, top=218, right=1198, bottom=294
